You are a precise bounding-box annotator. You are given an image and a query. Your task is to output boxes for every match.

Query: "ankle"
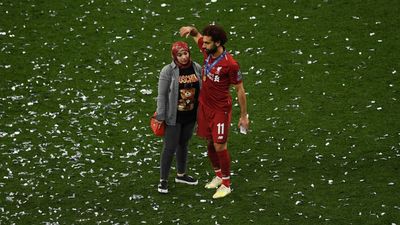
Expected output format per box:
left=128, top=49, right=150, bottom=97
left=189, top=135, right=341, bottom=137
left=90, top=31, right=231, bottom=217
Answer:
left=222, top=178, right=230, bottom=187
left=215, top=169, right=222, bottom=178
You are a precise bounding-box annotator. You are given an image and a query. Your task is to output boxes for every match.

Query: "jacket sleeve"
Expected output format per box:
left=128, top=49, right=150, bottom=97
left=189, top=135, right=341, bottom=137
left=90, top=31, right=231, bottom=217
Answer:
left=193, top=61, right=203, bottom=88
left=156, top=65, right=171, bottom=121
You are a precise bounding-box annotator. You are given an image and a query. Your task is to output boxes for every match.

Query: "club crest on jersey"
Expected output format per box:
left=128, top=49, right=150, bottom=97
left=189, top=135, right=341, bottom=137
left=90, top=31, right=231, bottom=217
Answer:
left=203, top=66, right=222, bottom=82
left=206, top=73, right=220, bottom=82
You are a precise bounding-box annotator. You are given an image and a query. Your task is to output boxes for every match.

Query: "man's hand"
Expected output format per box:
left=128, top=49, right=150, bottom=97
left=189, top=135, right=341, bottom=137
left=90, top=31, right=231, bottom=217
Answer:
left=179, top=26, right=191, bottom=37
left=180, top=26, right=201, bottom=42
left=238, top=114, right=249, bottom=131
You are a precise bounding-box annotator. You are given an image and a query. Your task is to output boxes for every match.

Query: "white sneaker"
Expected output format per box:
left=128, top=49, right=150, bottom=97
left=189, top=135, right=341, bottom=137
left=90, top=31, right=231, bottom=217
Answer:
left=212, top=184, right=231, bottom=199
left=204, top=176, right=222, bottom=189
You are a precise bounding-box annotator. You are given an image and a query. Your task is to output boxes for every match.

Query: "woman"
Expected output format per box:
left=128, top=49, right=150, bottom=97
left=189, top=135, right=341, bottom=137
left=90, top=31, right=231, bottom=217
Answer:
left=155, top=41, right=202, bottom=194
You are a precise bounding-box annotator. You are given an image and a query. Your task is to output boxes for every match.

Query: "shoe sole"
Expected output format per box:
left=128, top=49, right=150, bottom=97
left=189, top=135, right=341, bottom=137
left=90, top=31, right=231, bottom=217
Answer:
left=158, top=188, right=168, bottom=194
left=175, top=178, right=198, bottom=185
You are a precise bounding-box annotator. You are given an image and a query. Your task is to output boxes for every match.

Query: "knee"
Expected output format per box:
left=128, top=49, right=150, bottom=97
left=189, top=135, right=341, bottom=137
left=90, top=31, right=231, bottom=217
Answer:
left=213, top=142, right=227, bottom=152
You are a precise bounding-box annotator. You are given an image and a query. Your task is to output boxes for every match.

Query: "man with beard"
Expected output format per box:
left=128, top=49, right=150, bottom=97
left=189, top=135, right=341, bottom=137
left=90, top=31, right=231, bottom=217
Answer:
left=180, top=24, right=249, bottom=199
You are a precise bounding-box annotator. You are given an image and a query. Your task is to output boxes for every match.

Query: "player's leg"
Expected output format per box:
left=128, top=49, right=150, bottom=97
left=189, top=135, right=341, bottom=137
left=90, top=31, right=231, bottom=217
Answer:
left=198, top=103, right=223, bottom=189
left=212, top=111, right=231, bottom=187
left=208, top=140, right=222, bottom=177
left=211, top=111, right=232, bottom=198
left=214, top=142, right=230, bottom=185
left=212, top=142, right=232, bottom=199
left=204, top=140, right=223, bottom=189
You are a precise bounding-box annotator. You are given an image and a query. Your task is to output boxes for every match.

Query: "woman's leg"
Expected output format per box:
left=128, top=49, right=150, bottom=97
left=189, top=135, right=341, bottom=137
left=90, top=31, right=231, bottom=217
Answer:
left=176, top=121, right=195, bottom=174
left=160, top=124, right=181, bottom=180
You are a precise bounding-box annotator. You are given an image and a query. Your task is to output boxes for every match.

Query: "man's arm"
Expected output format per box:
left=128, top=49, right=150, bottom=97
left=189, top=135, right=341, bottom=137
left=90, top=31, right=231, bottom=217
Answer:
left=234, top=82, right=249, bottom=130
left=180, top=26, right=202, bottom=43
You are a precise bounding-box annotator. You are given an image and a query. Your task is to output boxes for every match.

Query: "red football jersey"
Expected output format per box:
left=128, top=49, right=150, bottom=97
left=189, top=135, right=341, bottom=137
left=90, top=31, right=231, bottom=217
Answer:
left=197, top=38, right=243, bottom=111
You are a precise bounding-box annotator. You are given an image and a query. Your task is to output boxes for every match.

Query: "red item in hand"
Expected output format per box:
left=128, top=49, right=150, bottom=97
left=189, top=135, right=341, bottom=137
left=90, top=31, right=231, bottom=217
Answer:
left=150, top=112, right=165, bottom=136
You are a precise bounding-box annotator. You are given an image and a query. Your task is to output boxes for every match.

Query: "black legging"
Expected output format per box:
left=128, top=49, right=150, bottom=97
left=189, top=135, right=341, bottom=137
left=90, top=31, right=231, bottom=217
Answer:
left=160, top=121, right=195, bottom=181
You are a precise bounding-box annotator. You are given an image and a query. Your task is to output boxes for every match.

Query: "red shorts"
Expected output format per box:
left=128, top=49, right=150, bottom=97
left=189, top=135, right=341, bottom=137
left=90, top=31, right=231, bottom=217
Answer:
left=196, top=102, right=232, bottom=143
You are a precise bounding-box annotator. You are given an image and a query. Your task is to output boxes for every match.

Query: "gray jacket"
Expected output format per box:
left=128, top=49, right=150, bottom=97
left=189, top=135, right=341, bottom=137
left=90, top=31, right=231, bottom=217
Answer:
left=156, top=61, right=202, bottom=126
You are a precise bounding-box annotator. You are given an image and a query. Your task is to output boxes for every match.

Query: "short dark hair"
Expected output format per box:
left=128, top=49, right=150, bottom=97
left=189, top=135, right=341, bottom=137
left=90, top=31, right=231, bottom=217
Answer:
left=202, top=24, right=228, bottom=46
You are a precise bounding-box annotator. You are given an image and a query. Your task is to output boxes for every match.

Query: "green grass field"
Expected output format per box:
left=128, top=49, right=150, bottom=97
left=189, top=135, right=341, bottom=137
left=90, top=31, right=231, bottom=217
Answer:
left=1, top=0, right=399, bottom=224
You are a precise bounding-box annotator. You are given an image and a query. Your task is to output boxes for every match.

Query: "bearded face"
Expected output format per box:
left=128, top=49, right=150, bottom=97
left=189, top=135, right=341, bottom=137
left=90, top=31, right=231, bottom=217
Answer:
left=205, top=44, right=218, bottom=55
left=203, top=36, right=220, bottom=55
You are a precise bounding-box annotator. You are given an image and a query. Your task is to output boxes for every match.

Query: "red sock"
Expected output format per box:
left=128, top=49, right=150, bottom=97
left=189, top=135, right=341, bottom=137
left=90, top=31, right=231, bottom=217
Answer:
left=217, top=149, right=231, bottom=187
left=207, top=142, right=220, bottom=170
left=222, top=177, right=230, bottom=187
left=215, top=169, right=222, bottom=178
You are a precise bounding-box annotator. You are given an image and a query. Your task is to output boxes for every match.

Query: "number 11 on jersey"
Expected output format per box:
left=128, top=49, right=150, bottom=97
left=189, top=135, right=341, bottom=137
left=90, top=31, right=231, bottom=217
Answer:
left=217, top=123, right=225, bottom=135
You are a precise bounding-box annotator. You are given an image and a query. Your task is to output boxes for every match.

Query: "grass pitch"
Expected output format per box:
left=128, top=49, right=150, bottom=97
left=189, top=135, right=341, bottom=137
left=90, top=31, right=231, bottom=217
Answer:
left=1, top=0, right=399, bottom=224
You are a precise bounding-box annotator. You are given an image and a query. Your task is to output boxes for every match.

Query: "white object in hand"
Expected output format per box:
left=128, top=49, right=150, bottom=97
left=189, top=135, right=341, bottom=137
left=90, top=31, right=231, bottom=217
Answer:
left=240, top=125, right=247, bottom=135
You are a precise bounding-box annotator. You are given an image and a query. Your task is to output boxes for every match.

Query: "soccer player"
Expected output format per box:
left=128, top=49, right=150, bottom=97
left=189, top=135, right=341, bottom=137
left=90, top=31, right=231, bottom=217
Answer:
left=180, top=25, right=249, bottom=199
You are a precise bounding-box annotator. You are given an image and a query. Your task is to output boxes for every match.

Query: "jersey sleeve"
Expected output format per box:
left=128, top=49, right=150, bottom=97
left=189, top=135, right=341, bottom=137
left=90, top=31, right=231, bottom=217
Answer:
left=229, top=62, right=243, bottom=85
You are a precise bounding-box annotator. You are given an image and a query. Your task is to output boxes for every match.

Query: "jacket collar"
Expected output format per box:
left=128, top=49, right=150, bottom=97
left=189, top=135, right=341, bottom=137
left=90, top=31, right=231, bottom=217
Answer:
left=170, top=61, right=178, bottom=69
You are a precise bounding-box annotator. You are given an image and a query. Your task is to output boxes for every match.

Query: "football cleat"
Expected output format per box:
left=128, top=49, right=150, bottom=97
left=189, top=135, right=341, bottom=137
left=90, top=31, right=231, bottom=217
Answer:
left=212, top=184, right=231, bottom=199
left=204, top=176, right=222, bottom=189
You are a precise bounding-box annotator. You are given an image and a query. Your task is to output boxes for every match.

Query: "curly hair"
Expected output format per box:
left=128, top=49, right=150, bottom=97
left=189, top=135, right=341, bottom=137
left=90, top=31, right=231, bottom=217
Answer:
left=202, top=24, right=228, bottom=46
